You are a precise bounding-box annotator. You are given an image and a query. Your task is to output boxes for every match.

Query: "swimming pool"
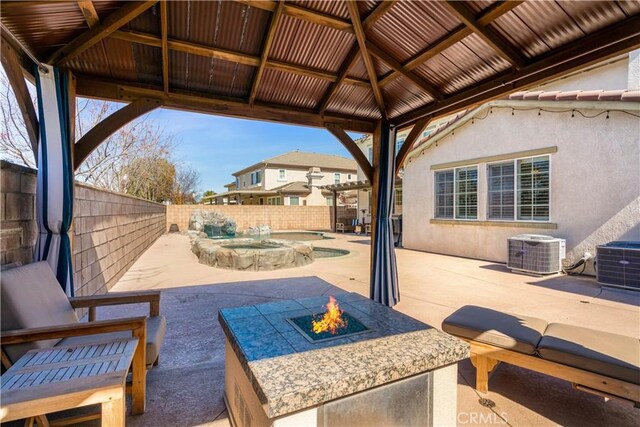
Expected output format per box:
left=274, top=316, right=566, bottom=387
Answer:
left=313, top=247, right=350, bottom=258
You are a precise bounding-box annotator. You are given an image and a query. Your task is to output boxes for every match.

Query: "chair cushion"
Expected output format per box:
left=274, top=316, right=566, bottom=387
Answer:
left=1, top=261, right=79, bottom=362
left=60, top=315, right=167, bottom=366
left=442, top=305, right=548, bottom=355
left=538, top=323, right=640, bottom=385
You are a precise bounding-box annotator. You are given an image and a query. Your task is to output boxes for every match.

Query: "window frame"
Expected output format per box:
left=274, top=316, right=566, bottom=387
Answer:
left=278, top=169, right=286, bottom=181
left=289, top=196, right=300, bottom=206
left=486, top=155, right=551, bottom=222
left=334, top=172, right=341, bottom=184
left=433, top=165, right=479, bottom=220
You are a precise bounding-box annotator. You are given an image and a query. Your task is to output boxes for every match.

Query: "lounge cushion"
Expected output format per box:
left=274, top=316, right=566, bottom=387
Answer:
left=538, top=323, right=640, bottom=385
left=1, top=261, right=79, bottom=362
left=442, top=305, right=548, bottom=355
left=60, top=315, right=167, bottom=366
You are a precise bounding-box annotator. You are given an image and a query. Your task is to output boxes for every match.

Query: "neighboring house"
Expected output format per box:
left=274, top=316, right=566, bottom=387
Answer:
left=212, top=151, right=357, bottom=206
left=402, top=52, right=640, bottom=274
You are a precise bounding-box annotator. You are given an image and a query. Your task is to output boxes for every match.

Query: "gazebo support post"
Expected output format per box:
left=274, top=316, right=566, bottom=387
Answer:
left=370, top=120, right=400, bottom=307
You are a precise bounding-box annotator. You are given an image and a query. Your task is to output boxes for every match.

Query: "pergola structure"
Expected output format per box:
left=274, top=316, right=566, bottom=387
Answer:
left=2, top=0, right=639, bottom=305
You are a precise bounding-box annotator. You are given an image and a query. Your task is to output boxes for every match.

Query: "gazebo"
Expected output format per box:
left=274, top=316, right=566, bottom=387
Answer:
left=2, top=0, right=639, bottom=306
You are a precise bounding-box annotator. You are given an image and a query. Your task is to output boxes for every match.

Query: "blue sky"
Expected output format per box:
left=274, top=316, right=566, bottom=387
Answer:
left=150, top=108, right=364, bottom=193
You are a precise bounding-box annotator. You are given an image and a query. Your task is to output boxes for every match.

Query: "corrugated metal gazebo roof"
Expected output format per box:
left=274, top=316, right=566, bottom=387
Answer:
left=1, top=0, right=639, bottom=132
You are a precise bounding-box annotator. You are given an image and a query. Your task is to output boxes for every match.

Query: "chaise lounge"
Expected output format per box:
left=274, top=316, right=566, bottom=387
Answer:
left=1, top=261, right=167, bottom=418
left=442, top=305, right=640, bottom=405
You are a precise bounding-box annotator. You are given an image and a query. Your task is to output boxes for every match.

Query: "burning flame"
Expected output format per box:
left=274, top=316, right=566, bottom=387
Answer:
left=312, top=296, right=346, bottom=335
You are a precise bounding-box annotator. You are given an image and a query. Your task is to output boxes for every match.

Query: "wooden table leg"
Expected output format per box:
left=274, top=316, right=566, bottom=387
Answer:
left=131, top=324, right=147, bottom=415
left=102, top=394, right=125, bottom=427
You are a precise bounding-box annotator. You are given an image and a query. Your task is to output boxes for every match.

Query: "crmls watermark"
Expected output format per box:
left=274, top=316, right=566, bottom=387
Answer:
left=458, top=411, right=508, bottom=425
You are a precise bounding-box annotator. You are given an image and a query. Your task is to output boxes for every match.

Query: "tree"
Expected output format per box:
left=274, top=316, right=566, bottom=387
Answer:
left=0, top=73, right=36, bottom=168
left=122, top=157, right=176, bottom=203
left=171, top=164, right=201, bottom=204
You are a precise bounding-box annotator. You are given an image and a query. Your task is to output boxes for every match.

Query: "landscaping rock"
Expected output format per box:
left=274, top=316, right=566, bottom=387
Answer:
left=188, top=210, right=237, bottom=237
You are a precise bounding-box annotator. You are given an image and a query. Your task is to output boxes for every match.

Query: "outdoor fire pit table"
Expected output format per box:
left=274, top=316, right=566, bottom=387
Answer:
left=218, top=292, right=469, bottom=427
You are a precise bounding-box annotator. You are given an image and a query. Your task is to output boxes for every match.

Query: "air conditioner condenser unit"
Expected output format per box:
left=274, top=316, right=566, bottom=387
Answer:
left=507, top=234, right=566, bottom=274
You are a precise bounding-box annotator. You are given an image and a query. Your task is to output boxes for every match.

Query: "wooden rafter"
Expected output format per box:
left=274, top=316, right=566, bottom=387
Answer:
left=1, top=39, right=39, bottom=157
left=317, top=45, right=359, bottom=115
left=443, top=1, right=526, bottom=69
left=362, top=0, right=396, bottom=32
left=77, top=1, right=99, bottom=29
left=160, top=0, right=169, bottom=94
left=249, top=0, right=284, bottom=105
left=367, top=41, right=444, bottom=101
left=74, top=98, right=161, bottom=168
left=397, top=15, right=640, bottom=126
left=395, top=117, right=431, bottom=173
left=109, top=30, right=370, bottom=88
left=346, top=0, right=386, bottom=117
left=76, top=75, right=376, bottom=133
left=235, top=0, right=353, bottom=32
left=316, top=1, right=396, bottom=115
left=47, top=1, right=157, bottom=64
left=325, top=123, right=372, bottom=182
left=378, top=1, right=523, bottom=88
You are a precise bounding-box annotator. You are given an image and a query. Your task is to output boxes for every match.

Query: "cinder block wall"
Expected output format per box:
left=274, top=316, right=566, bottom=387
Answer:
left=166, top=205, right=332, bottom=233
left=0, top=161, right=37, bottom=266
left=73, top=183, right=166, bottom=297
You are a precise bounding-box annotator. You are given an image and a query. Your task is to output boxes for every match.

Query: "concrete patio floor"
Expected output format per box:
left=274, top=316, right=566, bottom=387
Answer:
left=88, top=233, right=638, bottom=426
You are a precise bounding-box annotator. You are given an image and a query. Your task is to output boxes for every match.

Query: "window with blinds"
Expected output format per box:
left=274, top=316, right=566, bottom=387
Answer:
left=434, top=170, right=454, bottom=218
left=517, top=156, right=550, bottom=221
left=488, top=163, right=515, bottom=220
left=455, top=166, right=478, bottom=219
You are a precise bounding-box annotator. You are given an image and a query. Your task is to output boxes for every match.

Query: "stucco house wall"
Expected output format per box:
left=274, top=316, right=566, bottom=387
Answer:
left=402, top=105, right=639, bottom=274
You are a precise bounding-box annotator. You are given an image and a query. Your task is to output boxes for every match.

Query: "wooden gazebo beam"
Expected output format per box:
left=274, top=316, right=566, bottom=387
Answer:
left=1, top=39, right=38, bottom=157
left=249, top=0, right=285, bottom=106
left=325, top=123, right=372, bottom=182
left=366, top=41, right=444, bottom=101
left=76, top=1, right=99, bottom=29
left=109, top=30, right=370, bottom=88
left=47, top=1, right=157, bottom=64
left=397, top=14, right=640, bottom=126
left=395, top=117, right=431, bottom=174
left=362, top=0, right=396, bottom=32
left=444, top=1, right=526, bottom=69
left=317, top=45, right=359, bottom=115
left=235, top=0, right=353, bottom=32
left=378, top=1, right=523, bottom=88
left=74, top=98, right=161, bottom=168
left=160, top=0, right=169, bottom=95
left=346, top=0, right=386, bottom=118
left=75, top=76, right=376, bottom=133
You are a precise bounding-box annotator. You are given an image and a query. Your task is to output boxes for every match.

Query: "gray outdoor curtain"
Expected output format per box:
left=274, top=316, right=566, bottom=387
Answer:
left=34, top=64, right=75, bottom=296
left=371, top=121, right=399, bottom=307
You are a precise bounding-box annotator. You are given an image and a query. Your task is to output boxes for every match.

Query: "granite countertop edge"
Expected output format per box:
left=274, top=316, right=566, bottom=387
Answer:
left=252, top=329, right=470, bottom=418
